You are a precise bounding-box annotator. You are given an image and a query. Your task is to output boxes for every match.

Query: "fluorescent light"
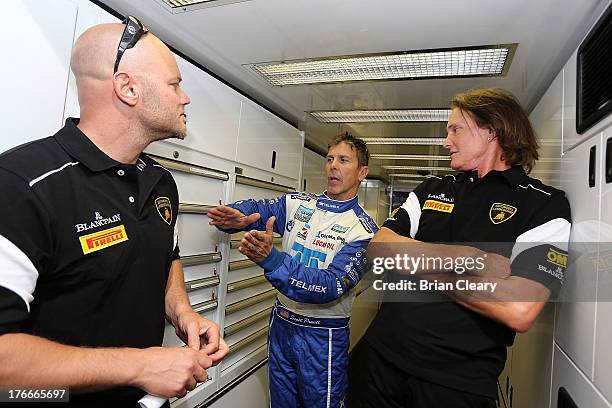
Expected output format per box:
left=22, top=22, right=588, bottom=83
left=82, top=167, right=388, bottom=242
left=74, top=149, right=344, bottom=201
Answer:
left=362, top=138, right=559, bottom=147
left=535, top=157, right=561, bottom=163
left=371, top=154, right=450, bottom=161
left=382, top=165, right=453, bottom=171
left=310, top=109, right=450, bottom=123
left=530, top=169, right=558, bottom=174
left=161, top=0, right=215, bottom=5
left=157, top=0, right=252, bottom=11
left=362, top=138, right=445, bottom=145
left=388, top=174, right=432, bottom=179
left=538, top=139, right=561, bottom=147
left=247, top=44, right=517, bottom=86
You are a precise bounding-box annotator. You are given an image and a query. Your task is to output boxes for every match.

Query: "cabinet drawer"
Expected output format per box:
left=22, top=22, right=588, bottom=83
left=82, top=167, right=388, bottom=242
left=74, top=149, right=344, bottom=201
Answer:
left=233, top=177, right=291, bottom=202
left=182, top=259, right=220, bottom=282
left=225, top=281, right=274, bottom=305
left=227, top=261, right=261, bottom=283
left=151, top=156, right=227, bottom=205
left=224, top=290, right=276, bottom=327
left=177, top=213, right=220, bottom=256
left=221, top=327, right=268, bottom=373
left=163, top=301, right=217, bottom=347
left=187, top=281, right=219, bottom=307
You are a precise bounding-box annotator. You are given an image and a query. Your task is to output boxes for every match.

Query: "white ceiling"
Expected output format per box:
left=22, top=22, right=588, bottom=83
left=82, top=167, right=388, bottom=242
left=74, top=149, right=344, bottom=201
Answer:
left=99, top=0, right=608, bottom=180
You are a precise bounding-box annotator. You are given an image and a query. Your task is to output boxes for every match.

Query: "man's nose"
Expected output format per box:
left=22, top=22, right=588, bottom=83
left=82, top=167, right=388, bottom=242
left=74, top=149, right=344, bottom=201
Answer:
left=181, top=90, right=191, bottom=105
left=442, top=134, right=452, bottom=150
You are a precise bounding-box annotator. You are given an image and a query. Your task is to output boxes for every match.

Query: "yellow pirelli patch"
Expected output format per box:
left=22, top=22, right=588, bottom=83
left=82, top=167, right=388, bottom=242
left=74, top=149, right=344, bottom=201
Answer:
left=79, top=225, right=129, bottom=255
left=422, top=200, right=454, bottom=213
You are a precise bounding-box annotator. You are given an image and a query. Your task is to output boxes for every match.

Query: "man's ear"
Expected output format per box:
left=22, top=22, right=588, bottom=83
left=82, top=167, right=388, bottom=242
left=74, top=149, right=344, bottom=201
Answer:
left=486, top=127, right=498, bottom=142
left=358, top=166, right=369, bottom=182
left=112, top=72, right=139, bottom=107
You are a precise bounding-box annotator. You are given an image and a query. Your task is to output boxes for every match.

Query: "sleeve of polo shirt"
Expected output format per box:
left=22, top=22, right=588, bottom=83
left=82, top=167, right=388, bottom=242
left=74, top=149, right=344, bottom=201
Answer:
left=510, top=192, right=571, bottom=298
left=171, top=179, right=180, bottom=260
left=0, top=168, right=53, bottom=335
left=382, top=181, right=428, bottom=238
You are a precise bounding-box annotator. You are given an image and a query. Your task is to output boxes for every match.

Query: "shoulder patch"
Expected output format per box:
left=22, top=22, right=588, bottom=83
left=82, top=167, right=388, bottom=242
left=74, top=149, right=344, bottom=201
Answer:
left=358, top=214, right=377, bottom=234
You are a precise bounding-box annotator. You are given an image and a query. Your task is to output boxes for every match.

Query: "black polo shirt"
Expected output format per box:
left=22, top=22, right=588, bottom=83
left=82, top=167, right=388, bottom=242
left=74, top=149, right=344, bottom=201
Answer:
left=0, top=118, right=180, bottom=405
left=364, top=166, right=571, bottom=398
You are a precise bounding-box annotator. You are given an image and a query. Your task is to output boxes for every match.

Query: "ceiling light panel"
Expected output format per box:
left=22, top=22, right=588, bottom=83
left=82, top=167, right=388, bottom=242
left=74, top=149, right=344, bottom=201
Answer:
left=388, top=174, right=432, bottom=179
left=247, top=44, right=517, bottom=86
left=382, top=165, right=453, bottom=171
left=156, top=0, right=252, bottom=13
left=370, top=154, right=450, bottom=161
left=161, top=0, right=214, bottom=5
left=362, top=138, right=446, bottom=145
left=310, top=109, right=451, bottom=123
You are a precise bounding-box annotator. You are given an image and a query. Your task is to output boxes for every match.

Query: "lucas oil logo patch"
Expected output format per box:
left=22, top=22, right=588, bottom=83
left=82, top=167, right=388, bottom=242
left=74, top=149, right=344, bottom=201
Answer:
left=155, top=197, right=172, bottom=225
left=489, top=203, right=517, bottom=224
left=79, top=225, right=129, bottom=255
left=422, top=200, right=454, bottom=213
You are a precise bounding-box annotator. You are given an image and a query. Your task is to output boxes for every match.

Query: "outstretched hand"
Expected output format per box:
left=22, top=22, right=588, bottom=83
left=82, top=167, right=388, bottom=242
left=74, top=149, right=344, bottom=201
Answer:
left=239, top=216, right=276, bottom=263
left=208, top=205, right=261, bottom=230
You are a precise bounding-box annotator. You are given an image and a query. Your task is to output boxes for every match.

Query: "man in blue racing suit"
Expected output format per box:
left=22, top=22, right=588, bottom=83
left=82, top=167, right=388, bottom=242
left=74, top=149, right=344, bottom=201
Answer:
left=209, top=133, right=377, bottom=407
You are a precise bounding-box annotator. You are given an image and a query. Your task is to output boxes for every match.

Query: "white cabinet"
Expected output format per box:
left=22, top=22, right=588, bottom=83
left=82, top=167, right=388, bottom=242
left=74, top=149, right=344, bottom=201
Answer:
left=163, top=56, right=242, bottom=162
left=236, top=100, right=303, bottom=180
left=551, top=344, right=612, bottom=408
left=530, top=69, right=563, bottom=186
left=0, top=0, right=77, bottom=153
left=556, top=132, right=602, bottom=379
left=562, top=52, right=582, bottom=153
left=208, top=363, right=269, bottom=408
left=302, top=148, right=327, bottom=194
left=594, top=127, right=612, bottom=402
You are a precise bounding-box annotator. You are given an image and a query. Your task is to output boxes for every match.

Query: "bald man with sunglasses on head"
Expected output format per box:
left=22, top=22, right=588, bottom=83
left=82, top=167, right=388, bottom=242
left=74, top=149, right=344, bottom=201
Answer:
left=0, top=18, right=227, bottom=407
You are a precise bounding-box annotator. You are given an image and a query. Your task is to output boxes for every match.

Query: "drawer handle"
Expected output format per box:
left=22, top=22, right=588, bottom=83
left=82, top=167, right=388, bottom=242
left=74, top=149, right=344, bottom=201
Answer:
left=225, top=289, right=277, bottom=315
left=226, top=275, right=268, bottom=293
left=228, top=259, right=257, bottom=271
left=224, top=307, right=272, bottom=337
left=182, top=253, right=222, bottom=267
left=149, top=155, right=229, bottom=180
left=179, top=203, right=215, bottom=214
left=606, top=137, right=611, bottom=184
left=185, top=276, right=220, bottom=292
left=230, top=237, right=282, bottom=249
left=236, top=175, right=293, bottom=193
left=228, top=327, right=268, bottom=354
left=589, top=145, right=596, bottom=188
left=192, top=299, right=218, bottom=314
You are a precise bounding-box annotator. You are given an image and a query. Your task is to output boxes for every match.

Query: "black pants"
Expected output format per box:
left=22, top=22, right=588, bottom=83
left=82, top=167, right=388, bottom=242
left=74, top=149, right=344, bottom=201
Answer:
left=347, top=340, right=496, bottom=408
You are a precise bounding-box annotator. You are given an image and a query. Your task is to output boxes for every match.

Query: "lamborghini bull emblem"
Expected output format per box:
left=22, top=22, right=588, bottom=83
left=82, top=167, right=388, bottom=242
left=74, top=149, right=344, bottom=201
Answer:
left=489, top=203, right=517, bottom=224
left=155, top=197, right=173, bottom=225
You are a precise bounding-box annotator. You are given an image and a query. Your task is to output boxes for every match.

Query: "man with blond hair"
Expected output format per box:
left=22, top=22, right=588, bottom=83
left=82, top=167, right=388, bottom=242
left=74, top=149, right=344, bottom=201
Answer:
left=348, top=88, right=571, bottom=407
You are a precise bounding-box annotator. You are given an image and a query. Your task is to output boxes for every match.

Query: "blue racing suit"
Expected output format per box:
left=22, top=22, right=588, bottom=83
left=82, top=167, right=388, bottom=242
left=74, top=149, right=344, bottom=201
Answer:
left=225, top=192, right=377, bottom=408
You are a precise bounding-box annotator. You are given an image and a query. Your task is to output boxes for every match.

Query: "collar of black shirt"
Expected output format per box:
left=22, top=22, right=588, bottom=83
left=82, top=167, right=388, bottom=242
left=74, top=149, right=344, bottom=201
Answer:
left=55, top=118, right=119, bottom=172
left=456, top=166, right=529, bottom=186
